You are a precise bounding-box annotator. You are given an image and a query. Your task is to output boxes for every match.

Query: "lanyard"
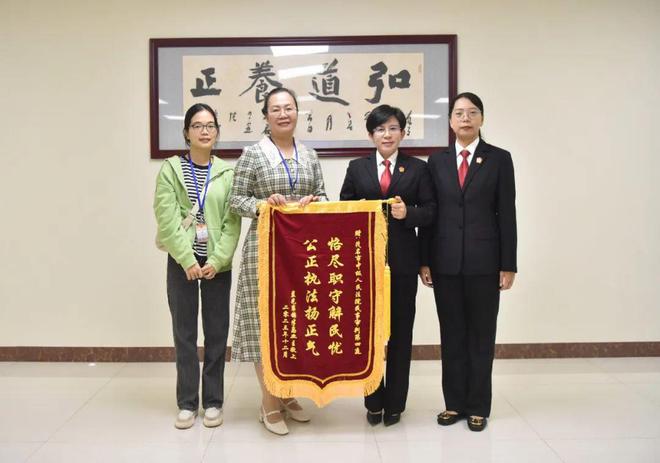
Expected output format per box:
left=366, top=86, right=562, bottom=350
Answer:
left=187, top=155, right=211, bottom=211
left=270, top=137, right=299, bottom=194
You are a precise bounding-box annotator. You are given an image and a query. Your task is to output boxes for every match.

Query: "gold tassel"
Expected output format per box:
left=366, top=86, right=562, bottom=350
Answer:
left=383, top=264, right=391, bottom=340
left=363, top=204, right=390, bottom=398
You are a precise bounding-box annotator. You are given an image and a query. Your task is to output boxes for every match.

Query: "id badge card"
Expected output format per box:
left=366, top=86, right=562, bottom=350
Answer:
left=195, top=223, right=209, bottom=243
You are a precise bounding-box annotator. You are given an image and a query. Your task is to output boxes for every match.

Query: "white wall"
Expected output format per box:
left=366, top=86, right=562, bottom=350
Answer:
left=1, top=0, right=658, bottom=347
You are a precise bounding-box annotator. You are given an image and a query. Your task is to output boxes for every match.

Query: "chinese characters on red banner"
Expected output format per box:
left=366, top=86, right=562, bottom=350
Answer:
left=354, top=229, right=363, bottom=356
left=292, top=233, right=364, bottom=364
left=258, top=201, right=389, bottom=405
left=266, top=209, right=378, bottom=385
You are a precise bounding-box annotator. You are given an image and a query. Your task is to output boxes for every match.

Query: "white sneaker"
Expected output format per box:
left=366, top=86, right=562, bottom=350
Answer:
left=203, top=407, right=223, bottom=428
left=175, top=409, right=197, bottom=429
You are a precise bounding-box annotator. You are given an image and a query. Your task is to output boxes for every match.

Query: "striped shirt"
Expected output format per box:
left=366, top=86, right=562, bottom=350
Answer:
left=180, top=155, right=210, bottom=257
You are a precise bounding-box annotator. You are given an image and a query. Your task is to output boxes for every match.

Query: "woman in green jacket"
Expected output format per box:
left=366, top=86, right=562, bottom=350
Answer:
left=154, top=103, right=241, bottom=430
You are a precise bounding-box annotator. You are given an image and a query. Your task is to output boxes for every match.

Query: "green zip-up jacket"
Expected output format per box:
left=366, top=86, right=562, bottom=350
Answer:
left=154, top=155, right=241, bottom=272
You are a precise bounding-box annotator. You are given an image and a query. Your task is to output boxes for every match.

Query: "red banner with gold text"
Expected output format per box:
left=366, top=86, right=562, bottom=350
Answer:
left=258, top=200, right=390, bottom=406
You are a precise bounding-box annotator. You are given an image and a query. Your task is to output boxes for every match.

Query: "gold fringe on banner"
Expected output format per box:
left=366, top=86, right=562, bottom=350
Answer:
left=257, top=200, right=393, bottom=406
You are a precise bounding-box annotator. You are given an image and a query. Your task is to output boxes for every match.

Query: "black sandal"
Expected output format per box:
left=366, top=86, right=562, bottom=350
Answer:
left=467, top=415, right=487, bottom=432
left=437, top=410, right=464, bottom=426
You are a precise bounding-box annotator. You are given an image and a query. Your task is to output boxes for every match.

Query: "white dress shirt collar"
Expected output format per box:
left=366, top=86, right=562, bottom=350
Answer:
left=455, top=138, right=480, bottom=157
left=455, top=138, right=480, bottom=169
left=376, top=150, right=398, bottom=169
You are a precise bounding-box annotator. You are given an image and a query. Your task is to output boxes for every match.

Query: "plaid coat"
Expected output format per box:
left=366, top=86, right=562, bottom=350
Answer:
left=229, top=137, right=327, bottom=361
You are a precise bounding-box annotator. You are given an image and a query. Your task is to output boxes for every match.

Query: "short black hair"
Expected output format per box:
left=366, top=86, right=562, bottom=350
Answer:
left=183, top=103, right=218, bottom=146
left=261, top=87, right=299, bottom=116
left=449, top=92, right=484, bottom=116
left=366, top=104, right=406, bottom=134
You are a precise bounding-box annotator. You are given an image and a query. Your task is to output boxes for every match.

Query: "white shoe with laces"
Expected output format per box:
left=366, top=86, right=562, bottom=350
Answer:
left=203, top=407, right=223, bottom=427
left=175, top=409, right=197, bottom=429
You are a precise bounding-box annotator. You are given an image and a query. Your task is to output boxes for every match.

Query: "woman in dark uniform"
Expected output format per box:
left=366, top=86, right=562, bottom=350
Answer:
left=420, top=92, right=517, bottom=432
left=340, top=104, right=435, bottom=426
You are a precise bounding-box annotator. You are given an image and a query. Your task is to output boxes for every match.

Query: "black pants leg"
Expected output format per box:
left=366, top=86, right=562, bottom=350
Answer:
left=200, top=269, right=231, bottom=409
left=167, top=255, right=200, bottom=411
left=433, top=275, right=468, bottom=414
left=464, top=274, right=500, bottom=417
left=365, top=274, right=417, bottom=415
left=433, top=273, right=500, bottom=417
left=166, top=255, right=231, bottom=411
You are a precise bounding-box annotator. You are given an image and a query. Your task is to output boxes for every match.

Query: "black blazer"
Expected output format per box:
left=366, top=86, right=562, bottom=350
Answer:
left=421, top=140, right=517, bottom=275
left=340, top=151, right=436, bottom=275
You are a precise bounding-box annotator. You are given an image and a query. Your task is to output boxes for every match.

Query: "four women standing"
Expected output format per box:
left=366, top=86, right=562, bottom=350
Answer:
left=155, top=90, right=516, bottom=434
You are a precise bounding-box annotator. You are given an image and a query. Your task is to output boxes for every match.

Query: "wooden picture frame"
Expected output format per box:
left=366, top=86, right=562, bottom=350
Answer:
left=149, top=35, right=457, bottom=158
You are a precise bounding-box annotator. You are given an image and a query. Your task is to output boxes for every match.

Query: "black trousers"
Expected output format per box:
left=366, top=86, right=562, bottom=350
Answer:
left=365, top=274, right=418, bottom=415
left=432, top=273, right=500, bottom=417
left=166, top=255, right=231, bottom=411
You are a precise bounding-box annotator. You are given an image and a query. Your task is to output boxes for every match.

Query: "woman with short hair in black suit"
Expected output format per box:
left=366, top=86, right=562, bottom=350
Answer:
left=340, top=104, right=436, bottom=426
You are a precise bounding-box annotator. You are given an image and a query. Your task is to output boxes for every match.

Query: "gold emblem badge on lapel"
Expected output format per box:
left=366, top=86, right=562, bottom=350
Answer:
left=398, top=166, right=405, bottom=173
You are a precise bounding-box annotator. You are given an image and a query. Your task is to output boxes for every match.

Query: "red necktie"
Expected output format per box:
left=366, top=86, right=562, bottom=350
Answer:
left=458, top=150, right=470, bottom=189
left=380, top=159, right=391, bottom=196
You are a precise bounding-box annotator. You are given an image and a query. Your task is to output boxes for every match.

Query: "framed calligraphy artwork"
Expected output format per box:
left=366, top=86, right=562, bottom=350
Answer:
left=149, top=35, right=457, bottom=159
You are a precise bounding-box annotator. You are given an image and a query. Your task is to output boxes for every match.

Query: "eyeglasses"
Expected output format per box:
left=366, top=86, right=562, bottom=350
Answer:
left=373, top=126, right=402, bottom=136
left=451, top=109, right=481, bottom=119
left=268, top=106, right=297, bottom=115
left=190, top=123, right=218, bottom=132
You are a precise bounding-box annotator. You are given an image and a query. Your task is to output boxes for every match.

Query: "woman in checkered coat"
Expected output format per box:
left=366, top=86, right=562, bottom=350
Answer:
left=229, top=88, right=327, bottom=435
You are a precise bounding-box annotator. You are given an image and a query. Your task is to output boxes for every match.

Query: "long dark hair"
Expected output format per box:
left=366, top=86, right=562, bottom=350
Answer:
left=183, top=103, right=219, bottom=146
left=449, top=92, right=484, bottom=116
left=449, top=92, right=484, bottom=140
